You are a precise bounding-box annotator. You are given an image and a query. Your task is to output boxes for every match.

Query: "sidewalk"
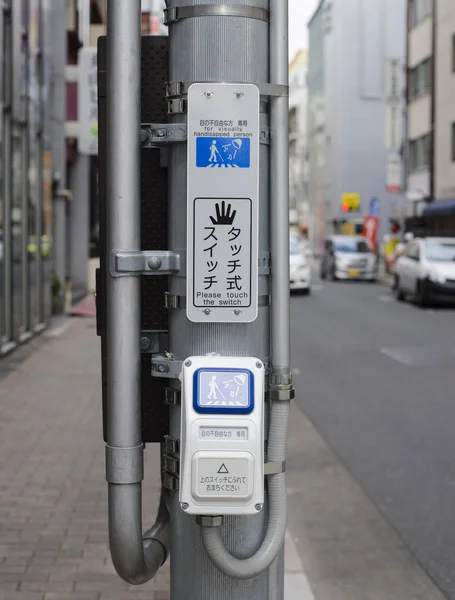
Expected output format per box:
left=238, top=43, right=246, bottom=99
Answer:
left=0, top=315, right=307, bottom=599
left=0, top=317, right=169, bottom=600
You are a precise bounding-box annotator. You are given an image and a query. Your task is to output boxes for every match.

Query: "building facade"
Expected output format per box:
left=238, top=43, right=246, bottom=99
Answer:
left=0, top=0, right=67, bottom=352
left=307, top=0, right=406, bottom=252
left=405, top=0, right=455, bottom=225
left=434, top=0, right=455, bottom=204
left=289, top=50, right=309, bottom=228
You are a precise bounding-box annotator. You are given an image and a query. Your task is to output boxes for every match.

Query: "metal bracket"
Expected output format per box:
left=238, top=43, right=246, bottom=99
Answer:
left=264, top=461, right=286, bottom=476
left=105, top=444, right=144, bottom=484
left=141, top=123, right=187, bottom=147
left=165, top=293, right=271, bottom=310
left=269, top=373, right=295, bottom=402
left=168, top=98, right=187, bottom=115
left=151, top=354, right=183, bottom=379
left=162, top=436, right=180, bottom=491
left=110, top=250, right=180, bottom=277
left=166, top=81, right=287, bottom=98
left=259, top=251, right=271, bottom=275
left=140, top=331, right=168, bottom=354
left=142, top=122, right=270, bottom=146
left=164, top=5, right=269, bottom=26
left=164, top=387, right=181, bottom=406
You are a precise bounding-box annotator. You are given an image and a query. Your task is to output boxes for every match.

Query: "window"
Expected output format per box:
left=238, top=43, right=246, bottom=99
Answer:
left=408, top=59, right=432, bottom=101
left=410, top=0, right=433, bottom=28
left=452, top=123, right=455, bottom=162
left=408, top=134, right=431, bottom=171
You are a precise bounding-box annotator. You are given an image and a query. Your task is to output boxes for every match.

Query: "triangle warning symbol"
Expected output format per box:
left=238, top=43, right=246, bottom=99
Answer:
left=217, top=463, right=229, bottom=474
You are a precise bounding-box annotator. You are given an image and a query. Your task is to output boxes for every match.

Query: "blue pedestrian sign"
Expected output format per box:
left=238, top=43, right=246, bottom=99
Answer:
left=196, top=137, right=251, bottom=169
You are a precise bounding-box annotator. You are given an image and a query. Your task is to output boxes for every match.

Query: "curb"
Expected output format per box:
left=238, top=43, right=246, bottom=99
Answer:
left=284, top=531, right=315, bottom=600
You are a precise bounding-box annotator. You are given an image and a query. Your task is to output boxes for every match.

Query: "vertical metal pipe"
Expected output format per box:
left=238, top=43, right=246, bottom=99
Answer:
left=36, top=0, right=44, bottom=325
left=3, top=2, right=13, bottom=343
left=105, top=3, right=170, bottom=585
left=106, top=0, right=141, bottom=448
left=21, top=0, right=30, bottom=334
left=270, top=0, right=290, bottom=373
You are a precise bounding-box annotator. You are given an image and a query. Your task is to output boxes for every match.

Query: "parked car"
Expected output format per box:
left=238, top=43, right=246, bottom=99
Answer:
left=290, top=235, right=311, bottom=294
left=320, top=235, right=378, bottom=282
left=394, top=237, right=455, bottom=306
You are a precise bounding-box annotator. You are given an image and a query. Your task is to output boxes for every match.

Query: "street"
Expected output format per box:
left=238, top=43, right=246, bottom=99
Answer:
left=290, top=277, right=455, bottom=598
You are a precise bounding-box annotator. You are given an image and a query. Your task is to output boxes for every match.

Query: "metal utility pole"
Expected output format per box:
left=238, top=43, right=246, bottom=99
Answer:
left=102, top=0, right=292, bottom=598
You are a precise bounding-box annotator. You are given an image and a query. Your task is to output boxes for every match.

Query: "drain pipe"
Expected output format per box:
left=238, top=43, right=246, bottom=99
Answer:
left=105, top=0, right=169, bottom=584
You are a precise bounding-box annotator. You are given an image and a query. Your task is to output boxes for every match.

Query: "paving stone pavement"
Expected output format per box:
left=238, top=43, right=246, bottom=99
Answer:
left=0, top=318, right=170, bottom=600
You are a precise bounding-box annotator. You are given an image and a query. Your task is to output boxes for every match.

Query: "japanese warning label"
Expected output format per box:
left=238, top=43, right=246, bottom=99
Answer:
left=195, top=457, right=251, bottom=498
left=193, top=198, right=252, bottom=310
left=187, top=83, right=260, bottom=323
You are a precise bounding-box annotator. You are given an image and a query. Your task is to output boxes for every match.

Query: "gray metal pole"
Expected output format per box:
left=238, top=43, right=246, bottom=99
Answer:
left=105, top=0, right=169, bottom=585
left=270, top=0, right=290, bottom=375
left=166, top=0, right=280, bottom=598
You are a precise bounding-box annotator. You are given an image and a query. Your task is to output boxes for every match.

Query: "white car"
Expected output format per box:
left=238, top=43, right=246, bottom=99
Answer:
left=290, top=236, right=311, bottom=294
left=394, top=237, right=455, bottom=306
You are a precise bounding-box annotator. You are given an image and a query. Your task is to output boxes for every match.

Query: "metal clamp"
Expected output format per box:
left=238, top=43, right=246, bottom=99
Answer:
left=264, top=461, right=286, bottom=476
left=164, top=5, right=269, bottom=26
left=142, top=122, right=270, bottom=146
left=110, top=250, right=180, bottom=277
left=268, top=388, right=295, bottom=402
left=152, top=354, right=183, bottom=379
left=165, top=293, right=271, bottom=310
left=141, top=123, right=187, bottom=147
left=166, top=80, right=287, bottom=100
left=259, top=251, right=271, bottom=275
left=105, top=444, right=144, bottom=484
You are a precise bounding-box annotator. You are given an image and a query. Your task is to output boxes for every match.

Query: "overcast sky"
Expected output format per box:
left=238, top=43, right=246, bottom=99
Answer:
left=289, top=0, right=320, bottom=59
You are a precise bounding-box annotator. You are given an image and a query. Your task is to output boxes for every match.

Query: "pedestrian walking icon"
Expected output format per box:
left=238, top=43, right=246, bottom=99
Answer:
left=196, top=137, right=251, bottom=168
left=198, top=370, right=251, bottom=409
left=208, top=140, right=224, bottom=164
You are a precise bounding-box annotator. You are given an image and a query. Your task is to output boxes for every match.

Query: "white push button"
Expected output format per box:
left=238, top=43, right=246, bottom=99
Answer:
left=192, top=451, right=254, bottom=500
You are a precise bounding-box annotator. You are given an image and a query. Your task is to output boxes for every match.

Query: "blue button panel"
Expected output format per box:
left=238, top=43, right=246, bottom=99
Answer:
left=193, top=368, right=254, bottom=415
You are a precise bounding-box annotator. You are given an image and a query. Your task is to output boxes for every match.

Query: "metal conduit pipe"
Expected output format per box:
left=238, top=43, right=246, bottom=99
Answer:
left=105, top=0, right=169, bottom=584
left=199, top=0, right=292, bottom=578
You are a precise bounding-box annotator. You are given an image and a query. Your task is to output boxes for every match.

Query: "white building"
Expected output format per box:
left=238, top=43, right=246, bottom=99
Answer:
left=308, top=0, right=406, bottom=251
left=289, top=50, right=309, bottom=228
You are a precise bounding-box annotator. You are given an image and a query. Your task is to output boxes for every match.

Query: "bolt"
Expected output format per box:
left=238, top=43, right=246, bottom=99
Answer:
left=157, top=129, right=166, bottom=137
left=204, top=308, right=211, bottom=315
left=148, top=256, right=162, bottom=271
left=158, top=364, right=166, bottom=373
left=234, top=92, right=244, bottom=98
left=256, top=361, right=262, bottom=369
left=140, top=336, right=151, bottom=351
left=255, top=504, right=262, bottom=512
left=182, top=503, right=189, bottom=510
left=204, top=91, right=214, bottom=98
left=185, top=360, right=192, bottom=367
left=233, top=309, right=241, bottom=316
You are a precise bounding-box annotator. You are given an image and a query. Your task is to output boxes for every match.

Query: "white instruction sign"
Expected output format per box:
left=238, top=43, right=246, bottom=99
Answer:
left=192, top=198, right=252, bottom=312
left=194, top=455, right=252, bottom=499
left=187, top=83, right=260, bottom=323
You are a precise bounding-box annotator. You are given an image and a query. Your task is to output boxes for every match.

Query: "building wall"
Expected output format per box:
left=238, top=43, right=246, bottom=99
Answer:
left=406, top=1, right=433, bottom=204
left=308, top=0, right=406, bottom=249
left=289, top=51, right=309, bottom=224
left=435, top=0, right=455, bottom=200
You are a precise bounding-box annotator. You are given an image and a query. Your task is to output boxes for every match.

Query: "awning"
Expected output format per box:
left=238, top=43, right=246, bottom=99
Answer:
left=422, top=199, right=455, bottom=216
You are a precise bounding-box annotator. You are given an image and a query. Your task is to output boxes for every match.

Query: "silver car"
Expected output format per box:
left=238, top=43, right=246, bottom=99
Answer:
left=394, top=237, right=455, bottom=306
left=320, top=235, right=378, bottom=282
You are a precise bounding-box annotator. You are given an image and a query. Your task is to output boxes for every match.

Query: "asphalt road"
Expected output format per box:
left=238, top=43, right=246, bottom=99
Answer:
left=290, top=278, right=455, bottom=599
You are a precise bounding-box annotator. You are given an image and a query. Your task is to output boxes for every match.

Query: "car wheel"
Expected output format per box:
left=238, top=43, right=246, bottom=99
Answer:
left=415, top=280, right=428, bottom=307
left=394, top=276, right=405, bottom=301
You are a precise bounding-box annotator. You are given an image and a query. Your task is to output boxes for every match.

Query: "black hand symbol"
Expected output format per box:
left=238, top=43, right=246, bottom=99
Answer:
left=210, top=201, right=237, bottom=226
